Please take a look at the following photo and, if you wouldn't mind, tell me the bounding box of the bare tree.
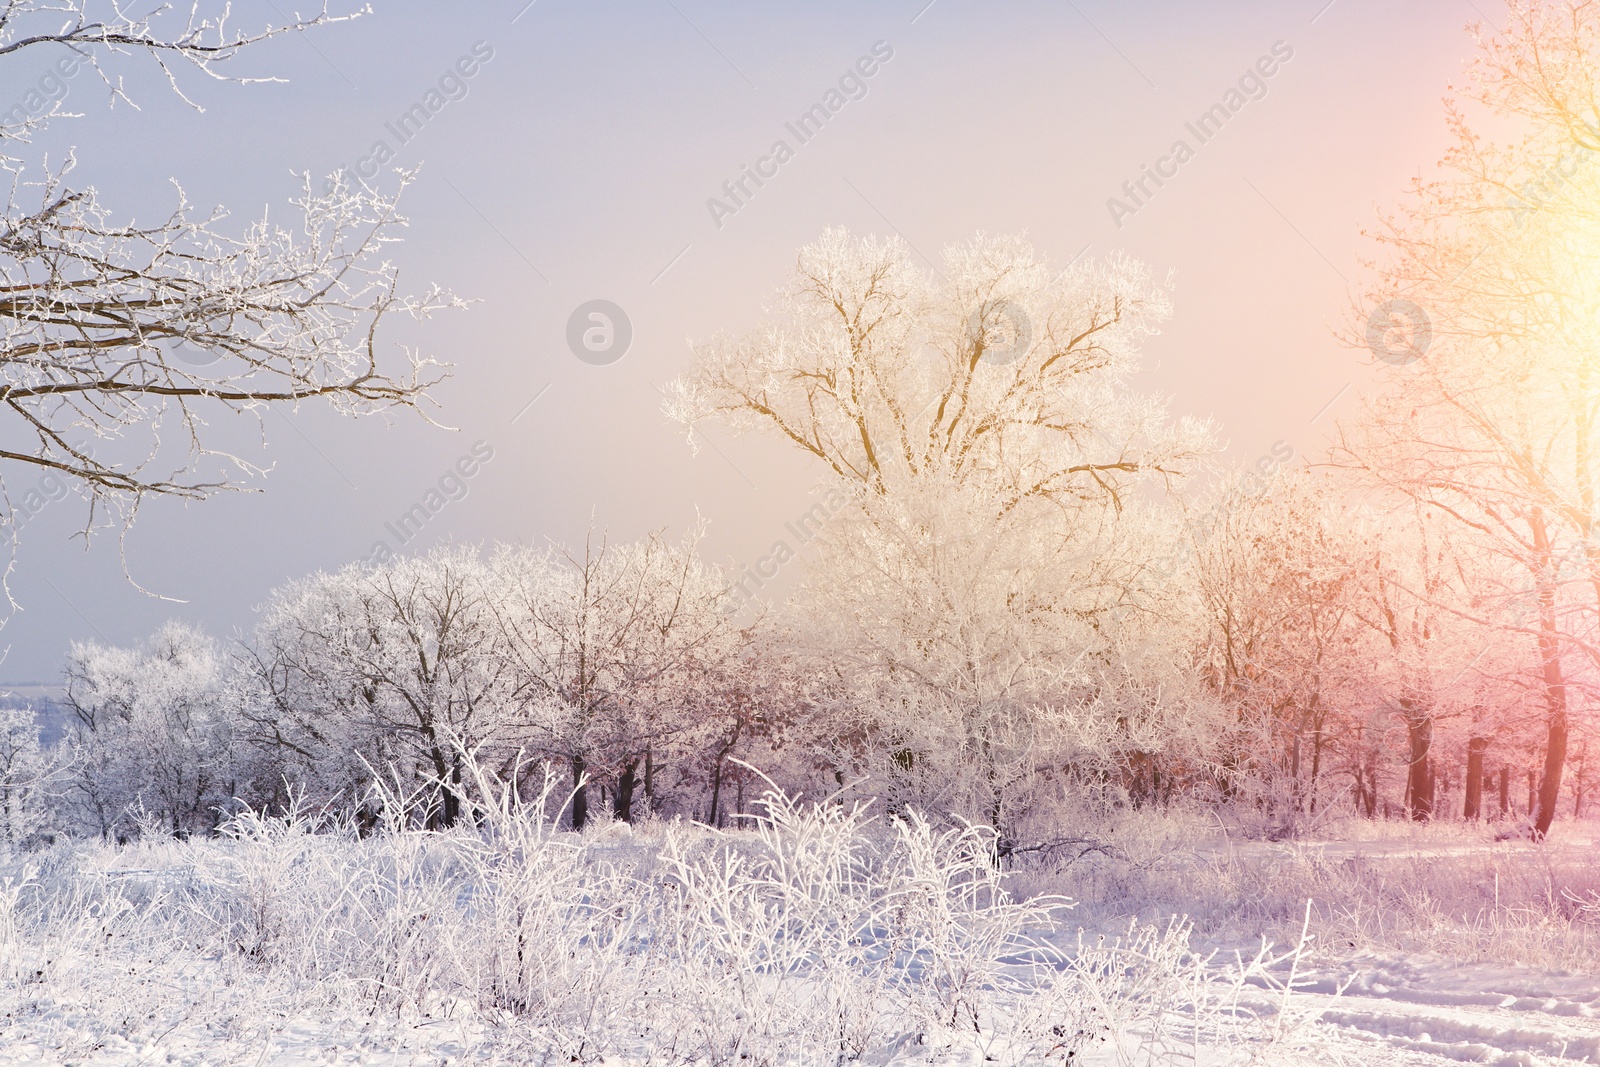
[1188,467,1369,827]
[1336,0,1600,837]
[490,528,748,829]
[1349,502,1504,822]
[249,547,510,827]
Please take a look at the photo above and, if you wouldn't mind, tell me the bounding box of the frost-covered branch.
[0,164,455,534]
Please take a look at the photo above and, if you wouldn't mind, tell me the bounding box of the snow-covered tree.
[667,230,1216,840]
[785,474,1204,833]
[490,527,749,828]
[665,228,1211,509]
[1346,500,1521,821]
[0,703,52,846]
[1187,468,1370,826]
[61,621,246,837]
[249,546,510,826]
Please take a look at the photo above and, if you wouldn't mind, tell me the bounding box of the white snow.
[4,806,1599,1065]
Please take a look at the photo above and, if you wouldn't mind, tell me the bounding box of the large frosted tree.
[667,230,1215,837]
[666,228,1210,508]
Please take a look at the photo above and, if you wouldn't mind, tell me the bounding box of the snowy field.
[2,780,1597,1067]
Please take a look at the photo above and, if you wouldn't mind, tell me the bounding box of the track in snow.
[1270,953,1600,1065]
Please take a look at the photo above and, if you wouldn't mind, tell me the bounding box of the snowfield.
[2,787,1597,1066]
[6,951,1600,1066]
[1297,954,1600,1065]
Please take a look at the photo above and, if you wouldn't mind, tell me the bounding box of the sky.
[0,0,1483,682]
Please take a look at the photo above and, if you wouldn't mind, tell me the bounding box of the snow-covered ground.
[1292,951,1600,1065]
[6,936,1600,1065]
[3,806,1598,1066]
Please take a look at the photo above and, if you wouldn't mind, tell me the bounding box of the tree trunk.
[1404,707,1434,821]
[428,743,460,828]
[447,753,463,827]
[1464,737,1487,820]
[570,754,589,831]
[1309,723,1325,815]
[1529,620,1568,838]
[1498,765,1510,816]
[1530,508,1570,840]
[1535,705,1569,838]
[1290,731,1303,813]
[1354,749,1378,818]
[613,757,638,823]
[643,745,655,814]
[707,755,723,828]
[705,721,744,828]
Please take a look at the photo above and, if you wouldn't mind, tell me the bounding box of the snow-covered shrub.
[0,705,53,848]
[3,756,1324,1064]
